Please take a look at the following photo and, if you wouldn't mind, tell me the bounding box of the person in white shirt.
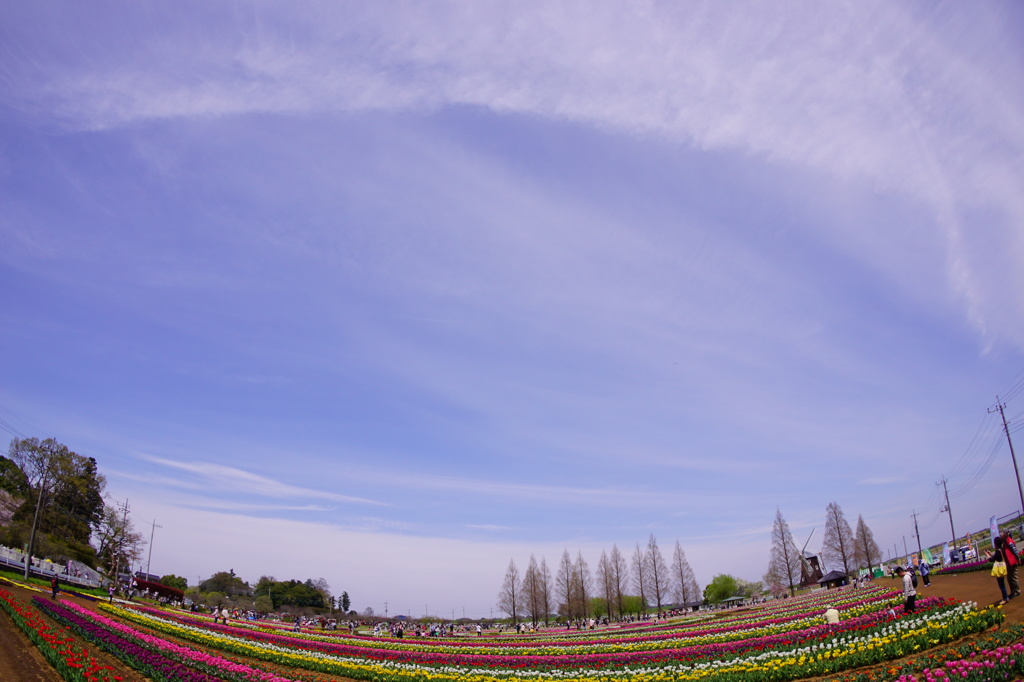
[895,566,916,613]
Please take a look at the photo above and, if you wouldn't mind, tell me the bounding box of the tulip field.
[3,582,1024,682]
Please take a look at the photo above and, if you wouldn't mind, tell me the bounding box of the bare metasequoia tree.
[671,540,700,605]
[646,534,669,614]
[821,501,856,575]
[767,508,801,596]
[497,558,521,624]
[854,515,883,574]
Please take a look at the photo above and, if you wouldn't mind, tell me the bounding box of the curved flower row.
[0,590,122,682]
[165,585,898,653]
[35,596,226,682]
[129,586,903,658]
[39,598,299,682]
[118,598,933,667]
[98,598,1000,682]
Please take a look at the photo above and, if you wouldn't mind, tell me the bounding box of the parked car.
[948,547,977,563]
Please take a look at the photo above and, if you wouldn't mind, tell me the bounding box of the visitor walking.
[919,560,930,587]
[50,575,60,600]
[985,536,1011,605]
[895,566,916,613]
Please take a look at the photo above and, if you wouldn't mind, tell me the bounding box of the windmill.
[794,528,823,586]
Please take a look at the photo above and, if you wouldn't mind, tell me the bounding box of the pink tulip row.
[61,600,298,682]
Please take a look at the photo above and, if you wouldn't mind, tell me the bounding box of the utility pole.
[111,499,130,591]
[903,535,908,560]
[912,511,923,560]
[938,476,956,551]
[24,466,52,581]
[146,519,162,578]
[991,397,1024,522]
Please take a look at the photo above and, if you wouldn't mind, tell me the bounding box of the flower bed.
[98,595,1002,682]
[0,589,122,682]
[37,597,300,682]
[34,596,225,682]
[931,560,989,576]
[127,586,903,657]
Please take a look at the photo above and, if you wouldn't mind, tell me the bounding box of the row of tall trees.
[766,504,883,597]
[498,535,700,624]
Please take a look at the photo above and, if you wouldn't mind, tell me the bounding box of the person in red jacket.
[1002,530,1020,598]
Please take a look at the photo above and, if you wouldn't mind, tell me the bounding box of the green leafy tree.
[703,574,739,604]
[159,574,188,591]
[204,591,225,608]
[254,576,326,609]
[7,437,106,573]
[200,570,251,596]
[620,594,645,614]
[254,595,274,614]
[340,591,350,613]
[0,456,29,497]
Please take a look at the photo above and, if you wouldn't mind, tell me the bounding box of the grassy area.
[0,565,108,599]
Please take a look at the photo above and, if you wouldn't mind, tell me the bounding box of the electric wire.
[0,417,29,441]
[1000,368,1024,404]
[946,411,1001,482]
[949,428,1004,498]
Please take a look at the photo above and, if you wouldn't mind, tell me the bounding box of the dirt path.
[0,579,146,682]
[0,570,1019,682]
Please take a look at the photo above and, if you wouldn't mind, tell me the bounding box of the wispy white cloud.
[138,455,385,506]
[6,2,1023,346]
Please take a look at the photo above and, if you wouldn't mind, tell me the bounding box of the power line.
[0,404,39,440]
[999,368,1024,404]
[0,417,29,440]
[946,411,1001,481]
[948,429,1004,498]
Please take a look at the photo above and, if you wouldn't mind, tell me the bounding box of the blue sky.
[3,1,1024,618]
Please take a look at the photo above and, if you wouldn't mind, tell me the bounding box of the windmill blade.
[801,528,815,554]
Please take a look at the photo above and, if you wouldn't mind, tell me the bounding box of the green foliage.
[5,438,106,569]
[0,456,29,497]
[199,570,251,596]
[620,594,645,615]
[703,574,739,603]
[159,574,188,590]
[254,576,327,609]
[340,590,350,613]
[254,595,274,614]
